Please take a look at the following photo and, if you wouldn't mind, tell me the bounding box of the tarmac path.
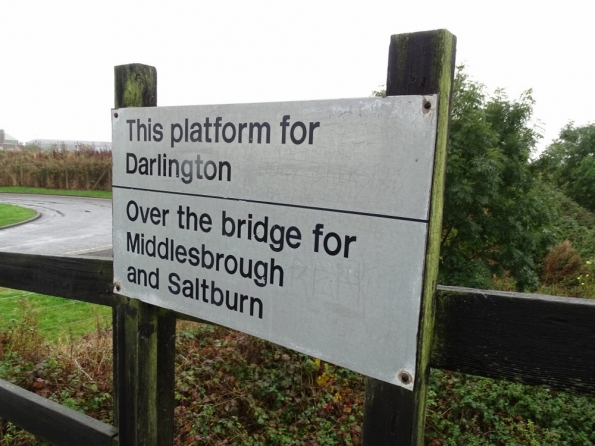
[0,194,112,257]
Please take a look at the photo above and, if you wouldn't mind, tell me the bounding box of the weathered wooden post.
[113,64,177,446]
[363,29,456,445]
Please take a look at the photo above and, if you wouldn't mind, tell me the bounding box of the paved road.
[0,194,112,257]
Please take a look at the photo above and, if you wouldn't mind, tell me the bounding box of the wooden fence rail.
[433,285,595,394]
[0,379,117,446]
[2,251,593,395]
[1,251,594,445]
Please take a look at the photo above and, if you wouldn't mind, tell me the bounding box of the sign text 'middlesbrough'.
[112,96,438,389]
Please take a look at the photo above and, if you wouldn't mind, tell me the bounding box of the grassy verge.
[0,204,37,227]
[0,288,111,343]
[0,187,111,199]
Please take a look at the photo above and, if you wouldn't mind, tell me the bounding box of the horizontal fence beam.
[0,252,216,325]
[432,285,595,395]
[1,253,594,395]
[0,378,118,446]
[0,252,113,306]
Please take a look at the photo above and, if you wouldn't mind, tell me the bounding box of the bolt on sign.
[112,96,438,389]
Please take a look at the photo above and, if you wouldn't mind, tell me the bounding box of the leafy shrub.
[538,182,595,261]
[174,323,365,445]
[426,370,595,445]
[541,240,583,287]
[3,314,595,445]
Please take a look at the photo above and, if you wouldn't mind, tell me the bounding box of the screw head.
[397,370,413,385]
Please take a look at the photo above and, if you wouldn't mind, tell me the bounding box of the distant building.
[25,139,112,151]
[0,130,19,150]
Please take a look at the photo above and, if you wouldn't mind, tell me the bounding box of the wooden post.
[363,30,456,445]
[113,63,176,446]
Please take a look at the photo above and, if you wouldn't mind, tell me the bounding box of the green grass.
[0,187,112,340]
[0,203,37,227]
[0,288,111,343]
[0,187,112,199]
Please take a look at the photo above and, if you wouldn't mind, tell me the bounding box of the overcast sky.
[2,0,593,155]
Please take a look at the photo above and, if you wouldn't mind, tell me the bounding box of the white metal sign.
[112,96,438,389]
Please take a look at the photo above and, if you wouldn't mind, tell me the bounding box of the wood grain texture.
[113,63,176,446]
[433,286,595,395]
[113,296,176,445]
[114,64,157,109]
[0,378,117,446]
[363,29,456,446]
[0,252,113,306]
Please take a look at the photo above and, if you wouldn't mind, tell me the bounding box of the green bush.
[426,370,595,445]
